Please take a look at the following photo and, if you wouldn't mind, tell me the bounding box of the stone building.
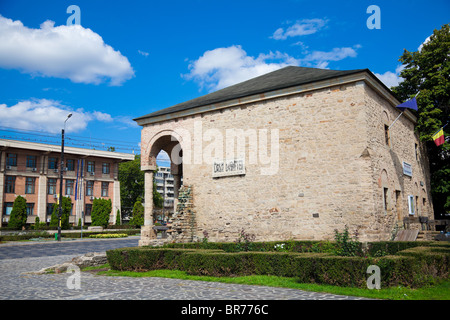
[0,139,134,226]
[134,66,433,245]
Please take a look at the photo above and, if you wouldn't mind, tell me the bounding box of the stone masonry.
[136,67,433,244]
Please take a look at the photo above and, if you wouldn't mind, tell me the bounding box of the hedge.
[0,229,139,242]
[106,244,450,288]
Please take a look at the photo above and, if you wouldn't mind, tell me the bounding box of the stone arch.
[146,129,187,169]
[139,129,186,246]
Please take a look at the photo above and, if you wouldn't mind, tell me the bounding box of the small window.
[408,195,415,215]
[26,155,37,168]
[101,182,109,197]
[5,176,15,193]
[383,187,389,212]
[48,178,57,194]
[47,203,54,216]
[25,177,35,194]
[65,179,74,196]
[86,181,94,196]
[48,157,58,169]
[102,163,110,174]
[85,204,92,216]
[87,161,95,173]
[26,203,34,216]
[4,202,13,216]
[66,159,75,171]
[384,125,390,146]
[6,153,17,167]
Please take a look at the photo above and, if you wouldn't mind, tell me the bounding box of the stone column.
[139,168,157,246]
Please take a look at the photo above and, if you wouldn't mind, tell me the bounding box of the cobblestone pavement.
[0,238,369,301]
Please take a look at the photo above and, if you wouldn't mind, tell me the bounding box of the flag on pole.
[432,128,445,146]
[396,97,418,111]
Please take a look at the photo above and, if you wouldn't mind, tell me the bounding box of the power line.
[0,126,140,152]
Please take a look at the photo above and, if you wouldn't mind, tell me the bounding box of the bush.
[129,199,144,227]
[107,243,450,288]
[333,227,362,256]
[91,198,112,228]
[49,197,72,229]
[8,195,27,230]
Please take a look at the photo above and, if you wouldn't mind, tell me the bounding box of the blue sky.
[0,0,448,157]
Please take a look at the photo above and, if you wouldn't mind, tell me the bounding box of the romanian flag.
[432,128,445,146]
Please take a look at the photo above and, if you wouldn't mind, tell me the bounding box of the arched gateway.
[139,130,183,246]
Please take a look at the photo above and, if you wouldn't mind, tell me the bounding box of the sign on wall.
[403,162,412,177]
[212,158,245,178]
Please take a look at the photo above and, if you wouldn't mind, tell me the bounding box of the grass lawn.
[86,264,450,300]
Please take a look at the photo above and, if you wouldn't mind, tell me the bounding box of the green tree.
[392,24,450,217]
[91,198,112,228]
[118,155,164,215]
[118,155,145,212]
[8,195,27,230]
[129,199,144,227]
[115,209,121,225]
[49,197,72,230]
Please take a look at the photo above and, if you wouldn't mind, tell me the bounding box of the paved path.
[0,237,140,260]
[0,237,369,302]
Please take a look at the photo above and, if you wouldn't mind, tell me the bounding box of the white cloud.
[0,15,134,85]
[271,19,327,40]
[183,45,300,91]
[0,99,117,134]
[375,65,404,89]
[301,46,359,69]
[183,45,361,91]
[138,50,149,57]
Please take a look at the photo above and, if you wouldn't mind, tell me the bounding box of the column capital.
[141,165,157,172]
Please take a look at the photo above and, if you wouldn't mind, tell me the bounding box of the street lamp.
[57,113,72,241]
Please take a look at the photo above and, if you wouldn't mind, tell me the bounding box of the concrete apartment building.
[135,66,434,245]
[0,139,134,226]
[154,166,176,221]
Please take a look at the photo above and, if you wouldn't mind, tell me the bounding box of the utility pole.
[57,113,72,241]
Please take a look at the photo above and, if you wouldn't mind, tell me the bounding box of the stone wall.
[140,80,433,243]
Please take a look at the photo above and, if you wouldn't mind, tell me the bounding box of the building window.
[384,125,390,146]
[26,155,37,168]
[65,179,74,196]
[87,161,95,173]
[47,203,54,217]
[5,176,15,193]
[102,162,110,174]
[66,159,75,171]
[101,182,109,197]
[25,177,36,194]
[383,187,389,213]
[415,143,418,161]
[48,178,57,194]
[6,153,17,167]
[48,157,58,170]
[86,181,94,196]
[4,202,13,216]
[26,203,34,216]
[408,195,415,215]
[85,204,92,216]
